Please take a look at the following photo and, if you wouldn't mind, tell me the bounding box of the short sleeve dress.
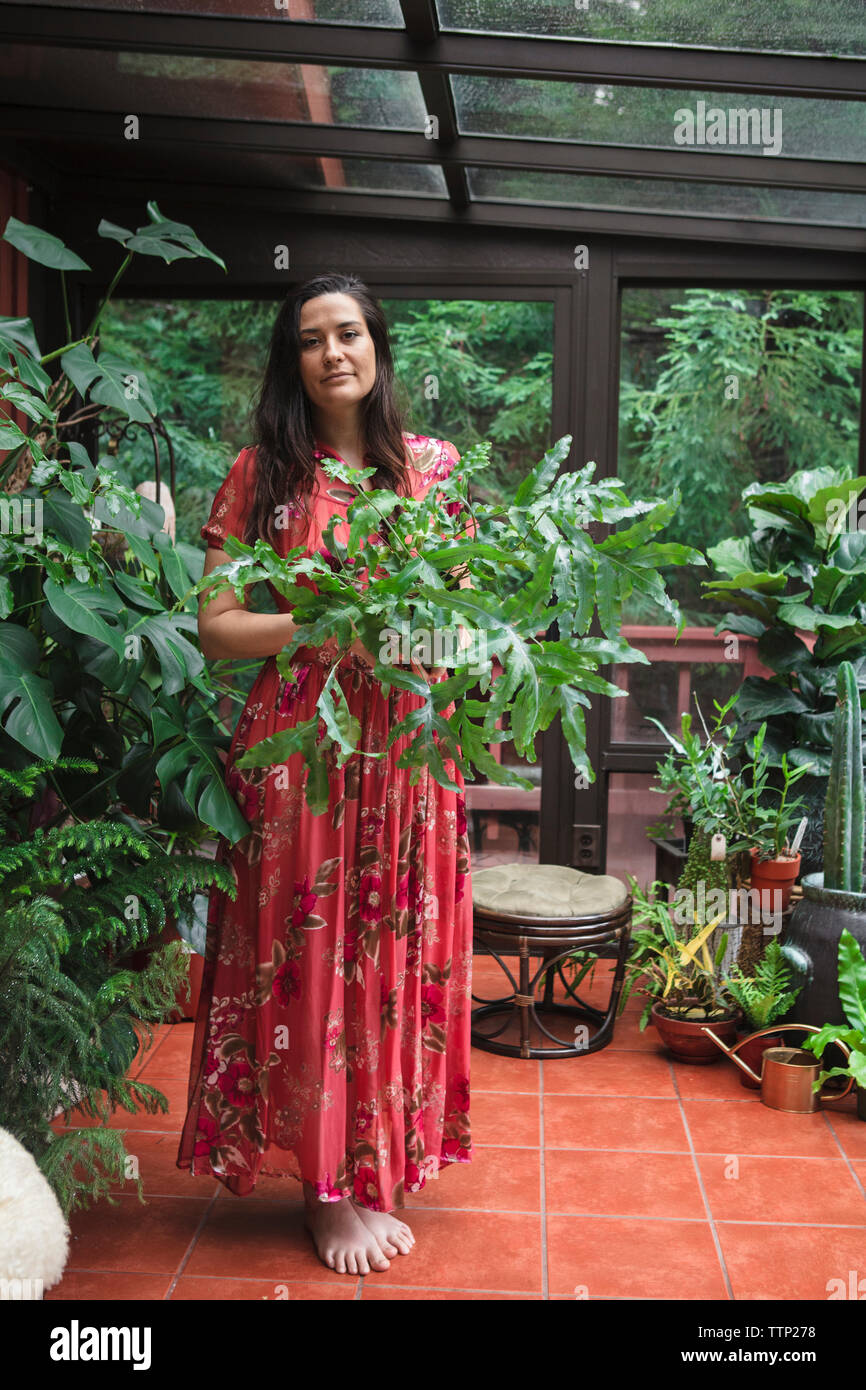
[177,432,475,1209]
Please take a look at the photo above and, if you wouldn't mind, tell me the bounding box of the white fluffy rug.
[0,1128,69,1294]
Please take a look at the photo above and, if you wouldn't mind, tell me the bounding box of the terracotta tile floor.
[46,957,866,1301]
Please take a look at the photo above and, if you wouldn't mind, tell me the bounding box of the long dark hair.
[247,272,411,550]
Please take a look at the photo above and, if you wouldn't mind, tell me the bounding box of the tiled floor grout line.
[162,1187,222,1299]
[668,1058,735,1301]
[821,1110,866,1201]
[538,1058,548,1301]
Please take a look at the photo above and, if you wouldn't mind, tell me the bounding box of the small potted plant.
[619,878,738,1063]
[725,726,811,913]
[802,928,866,1121]
[649,697,811,913]
[722,940,805,1088]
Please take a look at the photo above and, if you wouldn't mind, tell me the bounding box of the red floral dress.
[177,433,474,1208]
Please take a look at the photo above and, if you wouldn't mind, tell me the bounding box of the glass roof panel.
[0,47,426,129]
[452,76,866,163]
[437,0,866,57]
[20,137,446,195]
[15,0,406,23]
[467,166,866,226]
[338,159,447,195]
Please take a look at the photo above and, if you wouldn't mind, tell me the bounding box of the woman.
[177,273,475,1278]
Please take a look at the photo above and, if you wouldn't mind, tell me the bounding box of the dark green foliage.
[0,756,236,1216]
[0,205,254,845]
[703,464,866,786]
[620,287,861,621]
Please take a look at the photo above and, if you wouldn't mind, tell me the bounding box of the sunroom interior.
[1,0,865,1306]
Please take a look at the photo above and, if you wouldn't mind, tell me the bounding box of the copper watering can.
[700,1023,854,1114]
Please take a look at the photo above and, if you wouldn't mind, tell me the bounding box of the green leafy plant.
[620,288,863,621]
[0,756,235,1216]
[723,940,804,1031]
[802,929,866,1094]
[703,464,866,780]
[617,877,733,1030]
[0,204,254,847]
[191,437,703,813]
[648,694,811,861]
[647,694,741,839]
[727,723,812,862]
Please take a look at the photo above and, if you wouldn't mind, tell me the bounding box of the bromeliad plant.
[617,877,733,1030]
[194,437,704,813]
[0,204,253,847]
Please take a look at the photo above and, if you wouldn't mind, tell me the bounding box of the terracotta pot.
[734,1029,785,1089]
[858,1086,866,1123]
[749,848,801,914]
[651,1001,738,1064]
[128,920,201,1024]
[166,948,204,1024]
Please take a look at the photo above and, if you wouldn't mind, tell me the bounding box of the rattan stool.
[471,863,632,1059]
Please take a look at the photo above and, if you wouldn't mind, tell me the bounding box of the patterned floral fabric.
[176,434,475,1208]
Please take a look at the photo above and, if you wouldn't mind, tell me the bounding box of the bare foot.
[303,1192,391,1275]
[351,1200,415,1257]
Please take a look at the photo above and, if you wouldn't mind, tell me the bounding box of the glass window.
[0,48,427,130]
[437,0,866,57]
[606,773,670,888]
[9,137,446,195]
[17,0,406,23]
[617,285,864,623]
[467,167,866,227]
[452,76,866,163]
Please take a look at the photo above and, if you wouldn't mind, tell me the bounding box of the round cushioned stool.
[471,863,632,1059]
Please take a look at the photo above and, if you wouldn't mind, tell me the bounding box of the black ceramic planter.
[782,871,866,1027]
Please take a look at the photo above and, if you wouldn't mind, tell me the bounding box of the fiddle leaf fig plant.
[191,436,705,813]
[703,465,866,778]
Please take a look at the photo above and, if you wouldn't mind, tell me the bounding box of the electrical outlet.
[572,823,601,870]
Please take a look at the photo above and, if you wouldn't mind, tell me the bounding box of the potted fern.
[784,661,866,1026]
[722,941,804,1088]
